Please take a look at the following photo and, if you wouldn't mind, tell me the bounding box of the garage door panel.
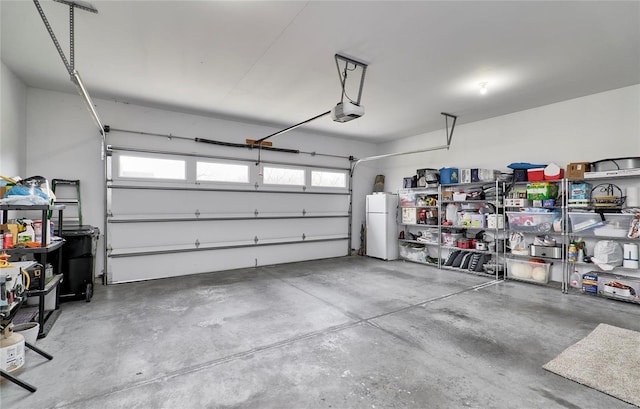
[109,248,257,283]
[110,189,349,216]
[108,240,348,283]
[107,147,351,283]
[108,218,348,249]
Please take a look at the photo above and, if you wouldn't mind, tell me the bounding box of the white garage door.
[105,134,352,283]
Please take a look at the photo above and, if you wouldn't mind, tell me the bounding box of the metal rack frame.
[0,204,65,338]
[397,180,506,281]
[502,179,566,288]
[563,173,640,294]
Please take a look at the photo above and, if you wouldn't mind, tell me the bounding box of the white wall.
[23,84,639,280]
[25,88,379,276]
[376,84,639,282]
[378,85,640,191]
[0,60,27,177]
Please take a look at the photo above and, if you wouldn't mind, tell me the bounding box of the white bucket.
[13,322,40,345]
[0,332,25,372]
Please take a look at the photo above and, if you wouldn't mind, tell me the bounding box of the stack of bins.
[58,225,99,302]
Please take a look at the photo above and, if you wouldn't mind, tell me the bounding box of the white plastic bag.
[592,240,623,269]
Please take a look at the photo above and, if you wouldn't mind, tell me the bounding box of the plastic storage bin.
[442,231,464,247]
[417,228,440,244]
[399,192,417,206]
[567,212,604,233]
[506,259,550,284]
[593,214,634,237]
[399,243,427,262]
[506,211,558,232]
[440,168,459,184]
[527,168,545,182]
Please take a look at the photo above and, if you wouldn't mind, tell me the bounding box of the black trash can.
[57,225,99,302]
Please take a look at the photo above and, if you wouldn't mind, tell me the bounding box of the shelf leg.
[0,368,37,392]
[25,341,53,360]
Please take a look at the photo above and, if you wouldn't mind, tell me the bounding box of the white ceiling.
[2,1,639,142]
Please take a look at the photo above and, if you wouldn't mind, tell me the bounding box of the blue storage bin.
[440,167,459,184]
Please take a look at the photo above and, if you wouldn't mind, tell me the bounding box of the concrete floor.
[2,256,639,409]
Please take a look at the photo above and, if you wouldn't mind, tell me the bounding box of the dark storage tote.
[56,225,99,302]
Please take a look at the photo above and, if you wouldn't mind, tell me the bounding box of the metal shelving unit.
[397,180,505,280]
[439,180,505,280]
[502,179,566,287]
[564,172,640,296]
[0,204,65,338]
[398,187,441,265]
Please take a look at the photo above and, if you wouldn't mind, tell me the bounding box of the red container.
[544,168,564,180]
[527,168,545,182]
[457,238,472,249]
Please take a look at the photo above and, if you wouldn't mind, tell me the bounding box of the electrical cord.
[0,258,31,291]
[21,268,30,291]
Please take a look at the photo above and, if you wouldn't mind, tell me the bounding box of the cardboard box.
[567,162,591,179]
[486,214,504,229]
[526,182,559,200]
[402,208,419,224]
[460,168,480,184]
[505,198,531,207]
[582,273,599,295]
[570,183,592,200]
[470,214,486,228]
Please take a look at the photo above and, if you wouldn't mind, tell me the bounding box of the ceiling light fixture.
[479,82,488,95]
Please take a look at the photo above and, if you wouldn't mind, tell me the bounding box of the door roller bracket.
[441,112,458,148]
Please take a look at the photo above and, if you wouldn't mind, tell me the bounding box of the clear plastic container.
[506,259,550,284]
[506,211,558,233]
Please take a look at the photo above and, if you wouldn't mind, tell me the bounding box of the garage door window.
[263,166,305,186]
[118,155,186,180]
[311,170,347,188]
[197,162,249,183]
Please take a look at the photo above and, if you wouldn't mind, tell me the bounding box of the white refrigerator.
[366,193,399,260]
